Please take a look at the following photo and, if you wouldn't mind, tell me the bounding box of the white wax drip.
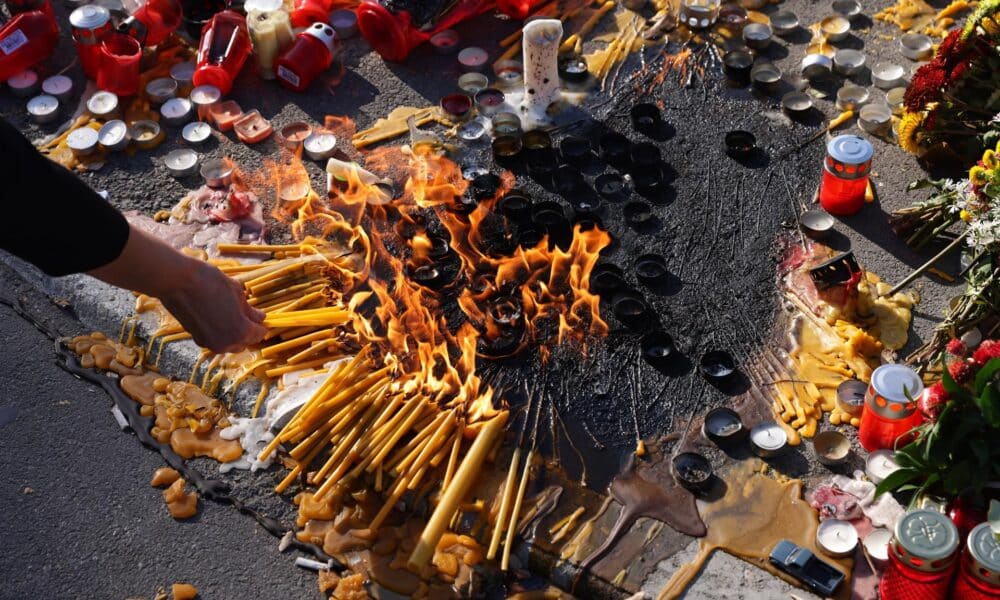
[520,18,563,129]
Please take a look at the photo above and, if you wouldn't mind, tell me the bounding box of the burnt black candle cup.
[590,263,625,295]
[492,134,523,162]
[630,103,661,133]
[724,130,756,159]
[640,330,675,368]
[558,54,589,83]
[632,167,663,197]
[672,452,714,493]
[635,253,668,286]
[518,227,545,248]
[499,191,532,223]
[560,135,592,166]
[623,201,654,228]
[407,263,448,289]
[599,132,630,166]
[595,172,627,201]
[700,350,736,381]
[723,50,753,86]
[440,93,473,121]
[629,142,661,171]
[522,129,553,154]
[428,235,451,259]
[611,289,651,329]
[471,173,502,200]
[553,165,585,196]
[571,194,603,217]
[572,212,603,232]
[701,406,746,445]
[526,150,557,183]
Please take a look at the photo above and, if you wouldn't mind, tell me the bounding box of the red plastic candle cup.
[274,23,338,93]
[819,135,873,216]
[192,10,252,96]
[119,0,182,47]
[70,4,112,79]
[858,364,924,452]
[97,33,142,97]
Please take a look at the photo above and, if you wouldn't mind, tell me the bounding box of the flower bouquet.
[890,143,1000,365]
[900,0,1000,166]
[876,341,1000,502]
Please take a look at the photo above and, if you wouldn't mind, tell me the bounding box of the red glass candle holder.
[97,33,142,96]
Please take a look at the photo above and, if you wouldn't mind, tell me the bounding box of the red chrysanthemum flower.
[973,339,1000,365]
[949,61,970,84]
[905,64,947,111]
[949,360,975,384]
[925,108,938,131]
[918,381,949,420]
[938,29,966,65]
[947,339,969,357]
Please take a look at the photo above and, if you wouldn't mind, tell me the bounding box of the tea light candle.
[440,93,473,120]
[474,88,505,116]
[702,407,744,443]
[8,70,39,97]
[742,22,773,49]
[817,519,859,558]
[129,120,163,150]
[26,95,60,124]
[161,97,193,127]
[859,103,892,135]
[457,72,489,94]
[836,85,869,111]
[329,9,357,38]
[491,112,522,135]
[201,158,233,187]
[458,46,489,72]
[190,84,222,107]
[86,90,119,119]
[836,379,867,417]
[165,148,199,178]
[170,61,195,94]
[41,75,73,103]
[279,121,312,150]
[145,77,178,105]
[493,60,524,88]
[672,452,714,492]
[458,119,486,141]
[872,62,906,89]
[66,127,99,157]
[233,109,273,144]
[820,15,850,42]
[209,100,244,132]
[98,119,129,152]
[303,131,336,160]
[813,430,851,466]
[750,422,788,457]
[430,29,459,54]
[521,19,562,125]
[865,449,900,484]
[863,528,892,565]
[181,121,212,145]
[832,0,861,18]
[900,33,933,61]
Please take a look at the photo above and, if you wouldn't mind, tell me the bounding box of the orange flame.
[248,125,611,422]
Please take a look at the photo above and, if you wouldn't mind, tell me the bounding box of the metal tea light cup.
[820,15,850,42]
[750,62,782,95]
[26,95,60,124]
[725,130,756,159]
[560,136,591,166]
[782,91,814,119]
[457,72,489,94]
[833,49,866,76]
[97,119,129,152]
[702,406,745,444]
[832,0,861,18]
[742,22,773,50]
[749,422,788,457]
[723,50,753,85]
[491,112,522,136]
[770,11,798,35]
[799,209,835,239]
[872,62,906,89]
[595,172,627,201]
[474,88,505,116]
[813,430,851,466]
[859,103,892,135]
[900,33,933,61]
[200,157,233,188]
[836,84,869,111]
[673,452,714,493]
[801,54,833,80]
[640,330,676,368]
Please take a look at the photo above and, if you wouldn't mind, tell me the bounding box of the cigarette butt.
[278,531,294,552]
[927,267,955,282]
[110,405,131,431]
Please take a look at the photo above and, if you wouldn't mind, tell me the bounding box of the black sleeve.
[0,118,130,277]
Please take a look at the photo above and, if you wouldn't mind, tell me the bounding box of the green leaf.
[875,467,921,498]
[975,384,1000,428]
[976,358,1000,396]
[907,179,940,191]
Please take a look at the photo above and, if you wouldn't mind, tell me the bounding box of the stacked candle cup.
[97,33,142,96]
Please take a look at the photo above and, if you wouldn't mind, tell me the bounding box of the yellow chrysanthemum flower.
[960,209,973,222]
[897,111,924,155]
[985,150,998,170]
[970,165,989,185]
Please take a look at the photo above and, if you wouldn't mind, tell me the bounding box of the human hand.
[159,260,267,354]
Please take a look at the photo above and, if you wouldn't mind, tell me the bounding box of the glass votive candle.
[97,33,142,97]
